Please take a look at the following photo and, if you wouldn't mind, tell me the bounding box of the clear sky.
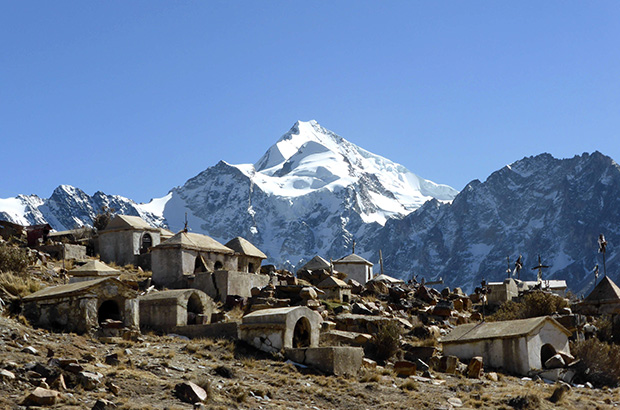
[2,2,620,203]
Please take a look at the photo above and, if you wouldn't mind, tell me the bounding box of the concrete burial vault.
[239,306,322,353]
[139,289,213,331]
[22,277,138,334]
[138,289,213,330]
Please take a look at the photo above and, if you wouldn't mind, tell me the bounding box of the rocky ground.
[1,312,619,410]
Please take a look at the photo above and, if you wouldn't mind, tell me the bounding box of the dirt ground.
[1,314,619,410]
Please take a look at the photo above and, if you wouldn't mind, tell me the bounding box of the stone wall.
[193,270,270,302]
[139,289,212,330]
[152,248,238,289]
[333,263,372,285]
[38,244,87,261]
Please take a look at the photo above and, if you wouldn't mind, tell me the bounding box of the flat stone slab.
[285,346,363,376]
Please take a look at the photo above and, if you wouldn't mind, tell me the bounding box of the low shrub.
[369,321,402,362]
[489,291,568,321]
[0,243,33,274]
[571,338,620,387]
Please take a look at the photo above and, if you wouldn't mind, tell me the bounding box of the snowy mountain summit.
[246,120,457,224]
[0,120,457,270]
[162,120,458,267]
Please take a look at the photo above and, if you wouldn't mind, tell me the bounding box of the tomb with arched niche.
[22,277,138,335]
[239,306,322,353]
[138,289,213,331]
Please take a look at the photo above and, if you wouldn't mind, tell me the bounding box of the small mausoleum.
[487,278,519,306]
[151,231,236,288]
[98,215,161,267]
[22,277,138,334]
[139,289,213,331]
[298,255,331,273]
[239,306,323,353]
[68,260,121,283]
[576,276,620,315]
[225,237,267,273]
[441,316,571,376]
[317,276,352,303]
[333,253,373,285]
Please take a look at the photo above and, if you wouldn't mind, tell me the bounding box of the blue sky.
[2,2,620,203]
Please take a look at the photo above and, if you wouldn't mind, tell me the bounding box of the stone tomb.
[98,215,161,267]
[240,306,322,353]
[285,346,363,376]
[139,289,213,331]
[441,316,571,376]
[68,260,120,283]
[22,277,138,334]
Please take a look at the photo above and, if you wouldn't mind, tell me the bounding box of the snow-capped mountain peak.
[249,120,458,215]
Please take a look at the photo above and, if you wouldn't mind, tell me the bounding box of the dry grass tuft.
[505,393,541,410]
[399,379,418,391]
[0,243,34,273]
[0,271,42,297]
[359,369,381,383]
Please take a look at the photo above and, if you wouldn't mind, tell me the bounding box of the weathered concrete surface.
[441,317,571,376]
[240,306,322,353]
[139,289,212,330]
[320,330,372,347]
[22,278,138,334]
[334,314,395,334]
[38,243,87,261]
[97,219,161,266]
[194,270,270,302]
[285,346,363,376]
[151,231,236,288]
[169,322,240,340]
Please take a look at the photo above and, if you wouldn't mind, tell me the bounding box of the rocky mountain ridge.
[1,122,617,294]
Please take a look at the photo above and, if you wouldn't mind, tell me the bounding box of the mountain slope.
[162,120,458,268]
[0,120,457,272]
[371,152,620,294]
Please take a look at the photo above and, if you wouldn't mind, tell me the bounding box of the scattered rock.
[22,346,39,355]
[362,358,377,369]
[394,361,417,377]
[333,305,350,315]
[92,398,117,410]
[65,362,85,374]
[106,381,120,395]
[23,387,60,406]
[49,374,67,391]
[544,354,565,369]
[467,356,483,378]
[486,372,499,382]
[548,382,571,403]
[175,381,207,404]
[438,355,458,374]
[214,365,235,378]
[447,397,463,407]
[78,371,104,390]
[351,303,373,316]
[105,353,120,366]
[299,287,318,300]
[0,369,15,380]
[415,359,429,372]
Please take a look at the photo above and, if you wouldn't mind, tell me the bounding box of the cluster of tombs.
[9,214,620,381]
